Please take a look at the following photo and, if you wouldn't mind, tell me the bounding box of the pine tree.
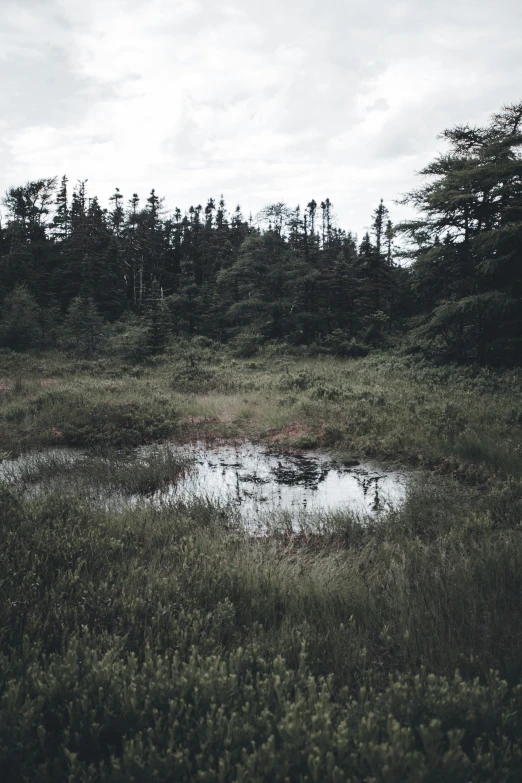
[109,188,124,237]
[0,284,42,350]
[145,280,171,353]
[60,296,105,356]
[53,175,70,240]
[399,101,522,362]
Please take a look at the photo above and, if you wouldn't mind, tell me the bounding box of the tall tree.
[399,102,522,362]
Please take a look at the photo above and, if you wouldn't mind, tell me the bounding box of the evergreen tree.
[53,175,70,240]
[109,188,125,237]
[0,284,42,350]
[145,280,171,353]
[60,297,105,357]
[399,102,522,362]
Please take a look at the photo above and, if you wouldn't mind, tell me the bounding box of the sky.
[1,0,521,239]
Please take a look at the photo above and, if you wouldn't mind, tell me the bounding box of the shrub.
[59,297,106,357]
[1,642,522,782]
[231,330,264,358]
[106,317,150,363]
[0,285,42,351]
[319,331,369,357]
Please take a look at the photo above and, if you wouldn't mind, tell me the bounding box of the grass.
[1,478,522,780]
[1,344,522,476]
[1,343,522,780]
[0,447,190,498]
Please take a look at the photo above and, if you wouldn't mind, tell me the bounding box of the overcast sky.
[1,0,521,238]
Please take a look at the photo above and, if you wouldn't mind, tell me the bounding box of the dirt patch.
[46,426,64,441]
[182,415,218,425]
[264,423,323,449]
[266,423,309,443]
[175,415,245,446]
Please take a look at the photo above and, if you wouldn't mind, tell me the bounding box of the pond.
[145,441,410,527]
[0,442,411,530]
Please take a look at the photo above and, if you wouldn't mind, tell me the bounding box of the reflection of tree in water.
[270,455,330,489]
[188,444,401,514]
[356,470,385,510]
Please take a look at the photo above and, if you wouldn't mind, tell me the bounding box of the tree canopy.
[1,101,521,364]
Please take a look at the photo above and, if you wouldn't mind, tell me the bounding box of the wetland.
[1,346,522,782]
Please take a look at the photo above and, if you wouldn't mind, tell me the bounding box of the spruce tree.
[145,280,171,353]
[60,297,105,357]
[399,102,522,362]
[0,284,42,350]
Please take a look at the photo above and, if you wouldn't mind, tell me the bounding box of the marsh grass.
[1,474,522,780]
[1,473,520,678]
[447,428,522,476]
[1,347,521,476]
[0,447,191,499]
[2,347,522,779]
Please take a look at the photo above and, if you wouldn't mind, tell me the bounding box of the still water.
[148,441,409,525]
[0,442,411,529]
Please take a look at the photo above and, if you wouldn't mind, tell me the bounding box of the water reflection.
[0,442,411,529]
[154,442,409,523]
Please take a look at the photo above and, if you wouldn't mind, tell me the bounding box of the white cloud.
[1,0,521,238]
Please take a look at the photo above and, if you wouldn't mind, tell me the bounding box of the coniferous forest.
[2,102,521,364]
[2,104,522,782]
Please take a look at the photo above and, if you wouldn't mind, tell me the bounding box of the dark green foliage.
[106,315,151,363]
[57,398,177,448]
[399,102,522,364]
[231,330,264,357]
[59,296,105,357]
[317,330,369,357]
[2,640,522,782]
[217,232,311,340]
[144,280,171,354]
[0,285,43,350]
[0,177,408,353]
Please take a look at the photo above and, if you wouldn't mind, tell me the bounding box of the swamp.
[1,100,522,780]
[1,344,522,781]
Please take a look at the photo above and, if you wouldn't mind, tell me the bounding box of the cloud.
[1,0,521,238]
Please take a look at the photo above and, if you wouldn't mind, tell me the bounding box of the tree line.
[1,101,521,364]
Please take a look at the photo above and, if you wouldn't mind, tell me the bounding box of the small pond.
[0,442,411,530]
[146,441,410,526]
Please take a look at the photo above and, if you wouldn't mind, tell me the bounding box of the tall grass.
[1,473,522,779]
[0,448,190,498]
[1,347,521,478]
[1,347,522,779]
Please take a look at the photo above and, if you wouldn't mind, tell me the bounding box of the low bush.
[60,400,178,448]
[2,642,522,782]
[1,479,522,779]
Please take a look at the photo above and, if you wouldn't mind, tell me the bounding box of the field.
[1,341,522,781]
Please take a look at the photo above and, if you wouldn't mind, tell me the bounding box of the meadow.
[1,341,522,781]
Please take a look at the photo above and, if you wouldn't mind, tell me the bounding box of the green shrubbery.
[2,640,522,782]
[314,329,370,358]
[105,316,151,363]
[0,285,52,351]
[59,399,177,449]
[59,297,106,357]
[1,475,522,780]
